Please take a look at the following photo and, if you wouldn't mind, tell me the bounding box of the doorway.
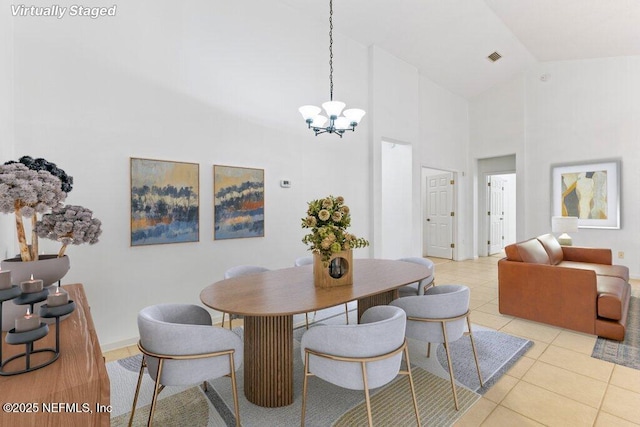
[422,167,454,259]
[486,173,516,255]
[477,155,517,257]
[380,140,412,259]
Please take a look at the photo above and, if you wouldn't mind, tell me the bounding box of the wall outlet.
[617,251,624,259]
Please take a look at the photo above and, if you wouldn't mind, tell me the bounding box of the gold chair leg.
[301,351,310,427]
[229,353,241,427]
[344,303,349,325]
[426,342,431,358]
[147,359,165,427]
[305,313,309,330]
[128,355,147,427]
[441,322,459,410]
[467,316,484,387]
[361,361,373,427]
[403,344,421,427]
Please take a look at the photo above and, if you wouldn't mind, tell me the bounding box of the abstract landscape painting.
[552,160,620,229]
[130,158,199,246]
[214,165,264,240]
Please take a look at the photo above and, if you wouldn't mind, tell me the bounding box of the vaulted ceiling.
[280,0,640,98]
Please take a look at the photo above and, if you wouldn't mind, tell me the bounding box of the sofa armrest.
[561,246,612,265]
[498,259,597,334]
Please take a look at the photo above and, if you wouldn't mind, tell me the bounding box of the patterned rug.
[592,295,640,370]
[334,367,478,427]
[436,330,533,393]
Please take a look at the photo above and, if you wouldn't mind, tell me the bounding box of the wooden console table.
[200,259,431,408]
[0,284,110,427]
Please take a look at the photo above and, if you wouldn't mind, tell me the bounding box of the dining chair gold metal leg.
[228,353,241,427]
[147,358,165,426]
[441,321,459,410]
[301,351,311,427]
[128,355,147,427]
[466,315,484,387]
[402,344,421,427]
[360,361,374,427]
[344,303,349,324]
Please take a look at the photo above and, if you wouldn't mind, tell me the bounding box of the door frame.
[421,166,457,260]
[480,171,516,257]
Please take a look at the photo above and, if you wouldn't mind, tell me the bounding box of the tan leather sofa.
[498,234,630,340]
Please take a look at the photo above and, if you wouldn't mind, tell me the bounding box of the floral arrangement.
[301,195,369,265]
[0,156,101,261]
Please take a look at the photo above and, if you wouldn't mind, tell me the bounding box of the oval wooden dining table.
[200,258,431,408]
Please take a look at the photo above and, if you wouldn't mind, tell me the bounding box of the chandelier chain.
[329,0,333,101]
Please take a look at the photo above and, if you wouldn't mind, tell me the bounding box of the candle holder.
[0,286,23,371]
[2,323,54,375]
[13,289,49,314]
[0,286,74,376]
[40,300,76,355]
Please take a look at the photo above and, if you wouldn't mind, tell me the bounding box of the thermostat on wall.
[280,180,291,188]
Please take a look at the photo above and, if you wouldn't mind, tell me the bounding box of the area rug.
[592,295,640,370]
[109,355,478,427]
[109,308,532,426]
[436,330,533,392]
[334,367,478,427]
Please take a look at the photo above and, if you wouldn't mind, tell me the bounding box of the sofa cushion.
[537,234,564,265]
[596,276,629,321]
[514,239,551,265]
[504,243,523,262]
[558,261,630,282]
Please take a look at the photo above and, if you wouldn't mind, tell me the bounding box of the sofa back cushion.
[505,238,551,264]
[537,233,564,265]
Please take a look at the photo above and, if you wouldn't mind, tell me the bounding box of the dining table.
[200,258,431,408]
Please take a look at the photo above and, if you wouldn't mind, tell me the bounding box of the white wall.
[4,0,473,348]
[418,75,470,259]
[370,47,420,258]
[6,0,373,348]
[470,57,640,277]
[0,1,14,259]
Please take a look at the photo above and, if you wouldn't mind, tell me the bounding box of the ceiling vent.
[487,51,502,62]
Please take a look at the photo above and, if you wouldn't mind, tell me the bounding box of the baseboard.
[100,336,138,353]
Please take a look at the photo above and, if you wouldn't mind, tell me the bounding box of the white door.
[488,175,505,255]
[425,172,453,259]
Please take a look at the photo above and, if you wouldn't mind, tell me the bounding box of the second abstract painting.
[213,165,264,240]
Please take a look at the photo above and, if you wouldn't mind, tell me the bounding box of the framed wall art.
[130,157,200,246]
[551,160,620,229]
[214,165,264,240]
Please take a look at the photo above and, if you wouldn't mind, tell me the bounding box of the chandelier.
[298,0,365,137]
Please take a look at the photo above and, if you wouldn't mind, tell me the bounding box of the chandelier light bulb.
[311,115,328,128]
[343,108,366,125]
[322,101,346,119]
[299,105,321,122]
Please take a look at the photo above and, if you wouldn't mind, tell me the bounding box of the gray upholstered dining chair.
[300,305,420,427]
[130,303,243,427]
[294,255,350,329]
[396,257,435,298]
[390,284,483,410]
[222,265,270,330]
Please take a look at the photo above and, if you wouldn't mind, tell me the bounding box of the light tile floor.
[105,255,640,426]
